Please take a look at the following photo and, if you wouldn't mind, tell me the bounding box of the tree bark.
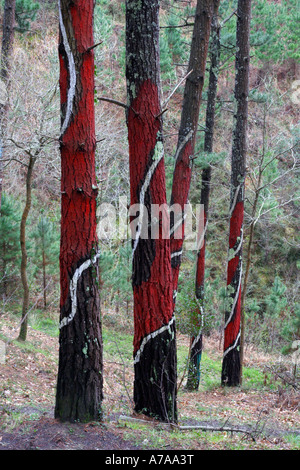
[18,156,35,341]
[186,0,221,391]
[169,0,214,299]
[55,0,103,423]
[0,0,15,212]
[1,0,15,82]
[221,0,251,387]
[125,0,177,423]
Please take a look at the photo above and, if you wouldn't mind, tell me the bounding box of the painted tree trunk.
[126,0,177,423]
[221,0,251,387]
[186,0,221,390]
[55,0,103,422]
[169,0,214,301]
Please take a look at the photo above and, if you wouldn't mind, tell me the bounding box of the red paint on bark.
[229,201,244,249]
[226,201,243,286]
[224,201,243,351]
[170,140,193,294]
[55,0,103,423]
[70,2,93,52]
[127,80,173,357]
[59,2,97,308]
[224,288,241,351]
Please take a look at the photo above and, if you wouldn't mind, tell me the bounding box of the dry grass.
[0,312,299,450]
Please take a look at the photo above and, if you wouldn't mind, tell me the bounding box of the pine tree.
[169,0,214,301]
[55,0,103,422]
[0,0,16,211]
[15,0,40,33]
[0,193,21,298]
[221,0,252,387]
[125,0,177,423]
[186,0,221,391]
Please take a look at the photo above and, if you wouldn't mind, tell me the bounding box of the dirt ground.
[0,314,299,451]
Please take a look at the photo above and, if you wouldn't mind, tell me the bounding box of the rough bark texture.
[0,0,15,82]
[221,0,251,387]
[126,0,177,423]
[55,0,103,422]
[169,0,214,300]
[186,0,220,390]
[0,0,15,211]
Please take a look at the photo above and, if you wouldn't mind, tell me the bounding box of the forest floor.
[0,312,299,452]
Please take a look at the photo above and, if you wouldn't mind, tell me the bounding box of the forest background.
[0,0,299,451]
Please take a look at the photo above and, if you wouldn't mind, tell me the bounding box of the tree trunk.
[221,0,251,387]
[18,156,35,341]
[55,0,103,423]
[125,0,177,423]
[169,0,214,299]
[186,0,221,391]
[0,0,15,212]
[1,0,15,82]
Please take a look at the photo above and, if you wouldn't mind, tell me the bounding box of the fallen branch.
[118,415,261,440]
[178,423,258,441]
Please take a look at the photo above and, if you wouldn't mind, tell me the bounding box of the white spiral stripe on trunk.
[223,330,241,359]
[58,0,76,136]
[134,315,175,365]
[59,251,100,329]
[132,143,164,259]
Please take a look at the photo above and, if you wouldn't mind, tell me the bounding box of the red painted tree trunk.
[186,0,221,390]
[222,0,251,386]
[126,0,177,423]
[55,0,103,422]
[169,0,214,301]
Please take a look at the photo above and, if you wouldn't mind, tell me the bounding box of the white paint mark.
[223,330,241,359]
[222,184,244,356]
[229,184,241,216]
[171,250,182,259]
[173,130,193,162]
[132,141,164,259]
[231,228,243,259]
[134,315,175,365]
[58,0,76,136]
[224,265,243,331]
[191,304,204,351]
[59,250,101,329]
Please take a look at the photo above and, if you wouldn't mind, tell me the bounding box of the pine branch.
[98,96,128,109]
